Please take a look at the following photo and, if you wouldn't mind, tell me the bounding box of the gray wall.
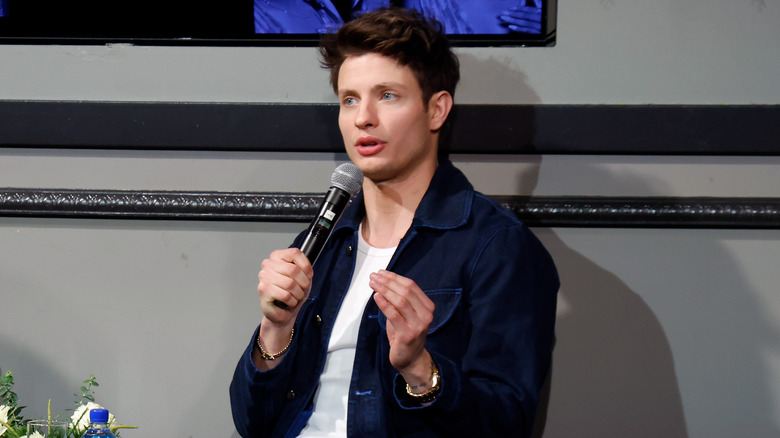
[1,1,780,437]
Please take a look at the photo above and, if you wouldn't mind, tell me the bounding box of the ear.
[428,91,453,132]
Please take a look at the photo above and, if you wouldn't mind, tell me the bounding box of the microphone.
[299,162,364,264]
[274,162,363,309]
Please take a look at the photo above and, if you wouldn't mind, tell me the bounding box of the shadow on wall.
[510,142,690,434]
[531,229,689,437]
[456,52,543,104]
[460,39,697,432]
[521,159,780,437]
[519,148,692,436]
[0,264,116,419]
[0,337,73,420]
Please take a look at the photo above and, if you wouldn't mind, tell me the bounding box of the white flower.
[70,402,115,433]
[0,404,10,436]
[20,433,45,438]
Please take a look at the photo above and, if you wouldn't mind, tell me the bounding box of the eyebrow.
[338,82,409,98]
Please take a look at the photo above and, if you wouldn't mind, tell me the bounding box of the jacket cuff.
[391,352,460,410]
[242,324,297,382]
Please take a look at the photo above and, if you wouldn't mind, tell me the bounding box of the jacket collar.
[336,158,474,234]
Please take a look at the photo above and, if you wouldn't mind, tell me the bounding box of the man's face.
[337,53,441,184]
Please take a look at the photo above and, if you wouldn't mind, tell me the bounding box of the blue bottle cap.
[89,408,110,423]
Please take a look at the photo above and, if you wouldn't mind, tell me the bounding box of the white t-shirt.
[298,228,396,437]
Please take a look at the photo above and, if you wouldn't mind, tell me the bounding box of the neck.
[361,159,437,248]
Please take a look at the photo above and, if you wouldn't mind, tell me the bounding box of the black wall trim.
[1,101,778,155]
[2,188,778,229]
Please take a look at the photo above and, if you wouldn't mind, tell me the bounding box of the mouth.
[355,137,385,156]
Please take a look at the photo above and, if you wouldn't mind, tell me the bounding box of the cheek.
[397,113,429,138]
[338,114,351,136]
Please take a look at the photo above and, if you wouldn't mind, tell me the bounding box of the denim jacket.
[230,159,559,437]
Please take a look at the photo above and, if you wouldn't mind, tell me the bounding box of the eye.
[381,92,396,101]
[342,97,357,106]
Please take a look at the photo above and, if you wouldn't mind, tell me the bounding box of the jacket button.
[346,245,353,256]
[286,390,295,401]
[314,314,323,327]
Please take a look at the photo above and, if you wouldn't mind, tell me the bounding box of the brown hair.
[319,7,460,105]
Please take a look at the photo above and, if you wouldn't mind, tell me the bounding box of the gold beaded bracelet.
[256,328,295,361]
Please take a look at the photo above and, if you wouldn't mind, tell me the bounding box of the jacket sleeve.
[229,326,298,438]
[393,223,559,437]
[229,230,316,437]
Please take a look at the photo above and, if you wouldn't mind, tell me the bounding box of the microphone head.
[331,163,364,197]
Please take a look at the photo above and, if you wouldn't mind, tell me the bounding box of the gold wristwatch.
[405,362,441,403]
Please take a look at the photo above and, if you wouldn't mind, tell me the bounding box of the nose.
[355,100,377,129]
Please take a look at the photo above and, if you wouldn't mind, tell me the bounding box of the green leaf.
[0,371,20,409]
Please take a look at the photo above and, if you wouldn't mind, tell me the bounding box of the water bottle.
[81,408,116,438]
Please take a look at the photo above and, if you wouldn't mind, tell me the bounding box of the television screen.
[0,0,555,47]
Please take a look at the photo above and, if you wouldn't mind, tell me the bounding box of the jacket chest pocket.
[377,288,462,334]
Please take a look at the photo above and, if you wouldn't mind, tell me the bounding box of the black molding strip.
[1,101,778,155]
[2,188,779,229]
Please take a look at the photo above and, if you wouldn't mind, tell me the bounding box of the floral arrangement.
[0,371,136,438]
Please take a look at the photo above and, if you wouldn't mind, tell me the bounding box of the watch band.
[405,361,441,403]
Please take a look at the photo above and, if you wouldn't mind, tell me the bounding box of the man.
[230,8,558,437]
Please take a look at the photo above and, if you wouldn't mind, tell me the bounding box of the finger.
[372,288,401,321]
[259,262,304,302]
[373,291,430,371]
[259,294,292,325]
[370,270,435,313]
[258,256,312,314]
[370,272,434,334]
[274,248,314,281]
[373,292,422,348]
[263,254,312,298]
[259,275,302,311]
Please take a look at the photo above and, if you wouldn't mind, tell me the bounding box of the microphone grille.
[331,162,364,197]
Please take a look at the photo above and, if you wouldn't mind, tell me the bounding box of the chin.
[353,163,387,183]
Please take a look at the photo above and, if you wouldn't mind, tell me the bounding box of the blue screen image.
[254,1,543,35]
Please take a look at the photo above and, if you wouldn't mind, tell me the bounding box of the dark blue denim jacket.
[230,159,559,437]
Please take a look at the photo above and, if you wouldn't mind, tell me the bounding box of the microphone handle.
[300,187,352,263]
[273,187,352,310]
